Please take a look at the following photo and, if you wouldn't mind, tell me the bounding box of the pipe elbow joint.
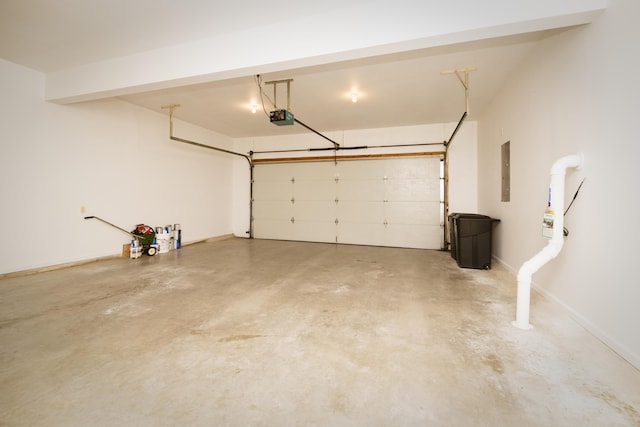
[550,153,584,175]
[517,240,564,282]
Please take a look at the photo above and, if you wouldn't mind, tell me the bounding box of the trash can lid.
[449,213,491,219]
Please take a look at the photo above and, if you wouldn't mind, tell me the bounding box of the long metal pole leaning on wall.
[162,104,255,239]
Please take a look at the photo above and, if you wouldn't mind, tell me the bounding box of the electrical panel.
[270,109,294,126]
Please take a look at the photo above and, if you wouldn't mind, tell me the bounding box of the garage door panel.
[335,160,385,180]
[291,161,335,180]
[385,179,439,201]
[294,201,335,222]
[294,180,336,201]
[253,181,293,201]
[294,221,335,243]
[253,201,292,219]
[337,223,386,246]
[385,224,441,250]
[385,157,440,179]
[337,201,384,223]
[337,179,384,201]
[253,219,295,240]
[385,201,441,224]
[254,164,296,182]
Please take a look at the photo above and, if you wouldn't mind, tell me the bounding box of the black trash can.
[448,213,499,269]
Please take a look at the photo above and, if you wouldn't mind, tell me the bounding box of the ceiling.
[119,33,555,139]
[0,1,600,139]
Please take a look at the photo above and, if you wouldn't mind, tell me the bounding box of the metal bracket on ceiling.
[161,103,181,135]
[264,78,294,111]
[441,67,477,114]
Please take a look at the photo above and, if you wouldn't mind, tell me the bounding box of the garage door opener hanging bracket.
[259,76,340,150]
[441,67,476,116]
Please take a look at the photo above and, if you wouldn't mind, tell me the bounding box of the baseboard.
[532,283,640,371]
[204,234,235,243]
[492,254,518,275]
[0,234,238,279]
[492,255,640,371]
[0,254,122,279]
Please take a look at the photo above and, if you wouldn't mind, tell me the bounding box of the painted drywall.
[478,0,640,369]
[0,59,235,275]
[43,0,606,103]
[232,121,478,237]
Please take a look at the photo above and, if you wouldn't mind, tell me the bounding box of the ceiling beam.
[44,0,606,104]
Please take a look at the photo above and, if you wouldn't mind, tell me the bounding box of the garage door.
[252,155,443,249]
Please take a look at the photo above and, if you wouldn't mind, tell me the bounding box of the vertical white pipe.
[512,153,583,330]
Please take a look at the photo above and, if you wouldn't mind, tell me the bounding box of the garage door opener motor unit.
[270,109,294,126]
[265,78,295,126]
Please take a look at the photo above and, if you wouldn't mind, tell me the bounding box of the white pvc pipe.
[512,153,584,330]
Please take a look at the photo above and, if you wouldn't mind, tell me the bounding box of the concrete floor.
[1,238,639,426]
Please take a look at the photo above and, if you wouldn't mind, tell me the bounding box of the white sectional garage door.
[252,156,442,249]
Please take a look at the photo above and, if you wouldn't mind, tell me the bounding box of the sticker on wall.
[542,207,554,239]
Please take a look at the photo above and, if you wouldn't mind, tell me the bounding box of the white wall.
[232,121,478,237]
[0,59,235,275]
[478,0,640,369]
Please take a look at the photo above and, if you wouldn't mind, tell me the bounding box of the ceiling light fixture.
[351,92,359,103]
[250,102,257,114]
